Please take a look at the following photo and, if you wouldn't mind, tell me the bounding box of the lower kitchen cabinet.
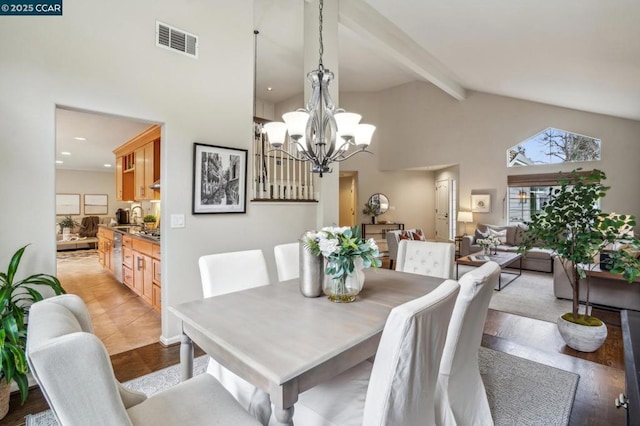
[100,227,161,313]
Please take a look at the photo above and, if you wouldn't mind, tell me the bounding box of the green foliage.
[362,203,378,217]
[58,216,79,229]
[0,245,66,403]
[303,226,382,278]
[143,215,157,223]
[519,169,640,321]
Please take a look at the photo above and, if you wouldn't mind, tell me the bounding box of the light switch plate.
[170,214,185,228]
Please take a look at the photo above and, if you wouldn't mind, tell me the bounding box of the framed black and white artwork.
[192,143,247,214]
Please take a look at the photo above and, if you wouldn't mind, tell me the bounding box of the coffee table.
[456,251,523,290]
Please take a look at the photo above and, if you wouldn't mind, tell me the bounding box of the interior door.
[339,173,356,227]
[435,179,450,241]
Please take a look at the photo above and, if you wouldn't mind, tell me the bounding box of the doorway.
[435,179,450,241]
[55,106,160,355]
[339,172,357,227]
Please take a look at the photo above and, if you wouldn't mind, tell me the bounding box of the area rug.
[55,249,98,261]
[458,264,572,323]
[25,348,577,426]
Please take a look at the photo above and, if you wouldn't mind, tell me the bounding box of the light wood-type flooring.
[55,250,161,355]
[2,256,627,425]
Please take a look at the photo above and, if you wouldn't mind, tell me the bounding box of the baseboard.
[160,334,181,347]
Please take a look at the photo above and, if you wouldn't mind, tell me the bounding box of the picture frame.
[84,194,108,215]
[56,193,81,215]
[471,194,491,213]
[193,143,247,214]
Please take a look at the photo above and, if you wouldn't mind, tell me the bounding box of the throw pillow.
[475,228,489,241]
[489,228,507,244]
[399,231,412,240]
[411,229,426,241]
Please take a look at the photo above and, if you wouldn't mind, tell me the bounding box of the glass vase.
[483,246,491,256]
[323,258,365,303]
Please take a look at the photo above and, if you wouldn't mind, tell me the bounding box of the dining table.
[169,267,446,425]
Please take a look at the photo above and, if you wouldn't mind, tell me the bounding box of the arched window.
[507,128,601,168]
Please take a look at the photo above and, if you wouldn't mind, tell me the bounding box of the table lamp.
[457,211,473,236]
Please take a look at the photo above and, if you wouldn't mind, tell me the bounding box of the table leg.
[273,405,294,426]
[180,332,194,382]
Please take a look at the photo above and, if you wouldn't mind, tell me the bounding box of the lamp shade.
[354,124,376,147]
[264,122,288,148]
[334,112,361,138]
[457,211,473,223]
[282,111,309,139]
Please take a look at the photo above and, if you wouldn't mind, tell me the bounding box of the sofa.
[56,216,114,251]
[460,223,554,272]
[553,257,640,311]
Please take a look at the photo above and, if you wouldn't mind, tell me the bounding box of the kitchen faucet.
[131,205,144,224]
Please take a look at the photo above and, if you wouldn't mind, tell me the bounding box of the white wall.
[368,81,640,228]
[0,0,321,341]
[56,169,129,220]
[339,92,436,236]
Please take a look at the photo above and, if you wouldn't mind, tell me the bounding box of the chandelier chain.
[318,0,324,71]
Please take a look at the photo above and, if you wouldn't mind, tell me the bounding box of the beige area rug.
[457,264,572,323]
[25,348,578,426]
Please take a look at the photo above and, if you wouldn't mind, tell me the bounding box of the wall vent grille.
[156,21,198,58]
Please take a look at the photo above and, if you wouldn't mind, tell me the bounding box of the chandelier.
[263,0,375,177]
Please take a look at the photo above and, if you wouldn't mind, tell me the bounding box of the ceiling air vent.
[156,21,198,58]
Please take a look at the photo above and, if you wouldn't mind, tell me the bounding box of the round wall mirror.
[367,193,389,215]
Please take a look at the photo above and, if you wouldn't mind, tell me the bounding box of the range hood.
[149,180,160,190]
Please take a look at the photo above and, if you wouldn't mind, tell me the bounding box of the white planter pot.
[557,315,607,352]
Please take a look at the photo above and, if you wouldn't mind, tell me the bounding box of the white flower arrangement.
[477,236,501,249]
[303,226,382,278]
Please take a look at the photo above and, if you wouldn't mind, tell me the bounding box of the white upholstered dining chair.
[198,250,272,425]
[26,294,261,426]
[395,240,455,279]
[435,261,500,426]
[273,242,299,281]
[292,279,461,426]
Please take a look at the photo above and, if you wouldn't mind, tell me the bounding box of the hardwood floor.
[3,258,627,425]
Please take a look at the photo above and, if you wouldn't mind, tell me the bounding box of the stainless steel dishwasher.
[112,231,123,283]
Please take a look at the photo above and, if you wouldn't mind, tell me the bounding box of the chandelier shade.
[263,0,375,177]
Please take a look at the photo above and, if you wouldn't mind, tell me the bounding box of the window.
[507,128,601,168]
[506,170,598,225]
[507,186,554,225]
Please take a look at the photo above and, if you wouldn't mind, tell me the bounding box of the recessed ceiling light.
[103,164,112,168]
[267,87,273,91]
[74,137,87,141]
[61,151,71,156]
[56,160,63,164]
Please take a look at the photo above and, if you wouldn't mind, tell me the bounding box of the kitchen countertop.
[99,224,160,244]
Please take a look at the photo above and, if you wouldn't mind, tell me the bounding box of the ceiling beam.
[339,0,466,101]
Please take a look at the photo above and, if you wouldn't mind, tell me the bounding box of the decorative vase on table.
[323,257,366,303]
[302,225,382,303]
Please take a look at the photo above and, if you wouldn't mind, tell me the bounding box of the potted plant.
[58,216,79,240]
[143,214,157,229]
[0,245,66,417]
[520,169,640,352]
[362,203,379,224]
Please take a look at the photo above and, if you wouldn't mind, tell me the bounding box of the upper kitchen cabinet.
[113,125,160,201]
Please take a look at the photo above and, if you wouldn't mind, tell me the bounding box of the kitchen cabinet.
[133,239,154,304]
[122,234,134,290]
[113,125,160,202]
[97,227,114,272]
[134,140,159,201]
[116,155,135,201]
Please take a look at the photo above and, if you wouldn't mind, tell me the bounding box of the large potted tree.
[520,169,640,352]
[0,245,66,418]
